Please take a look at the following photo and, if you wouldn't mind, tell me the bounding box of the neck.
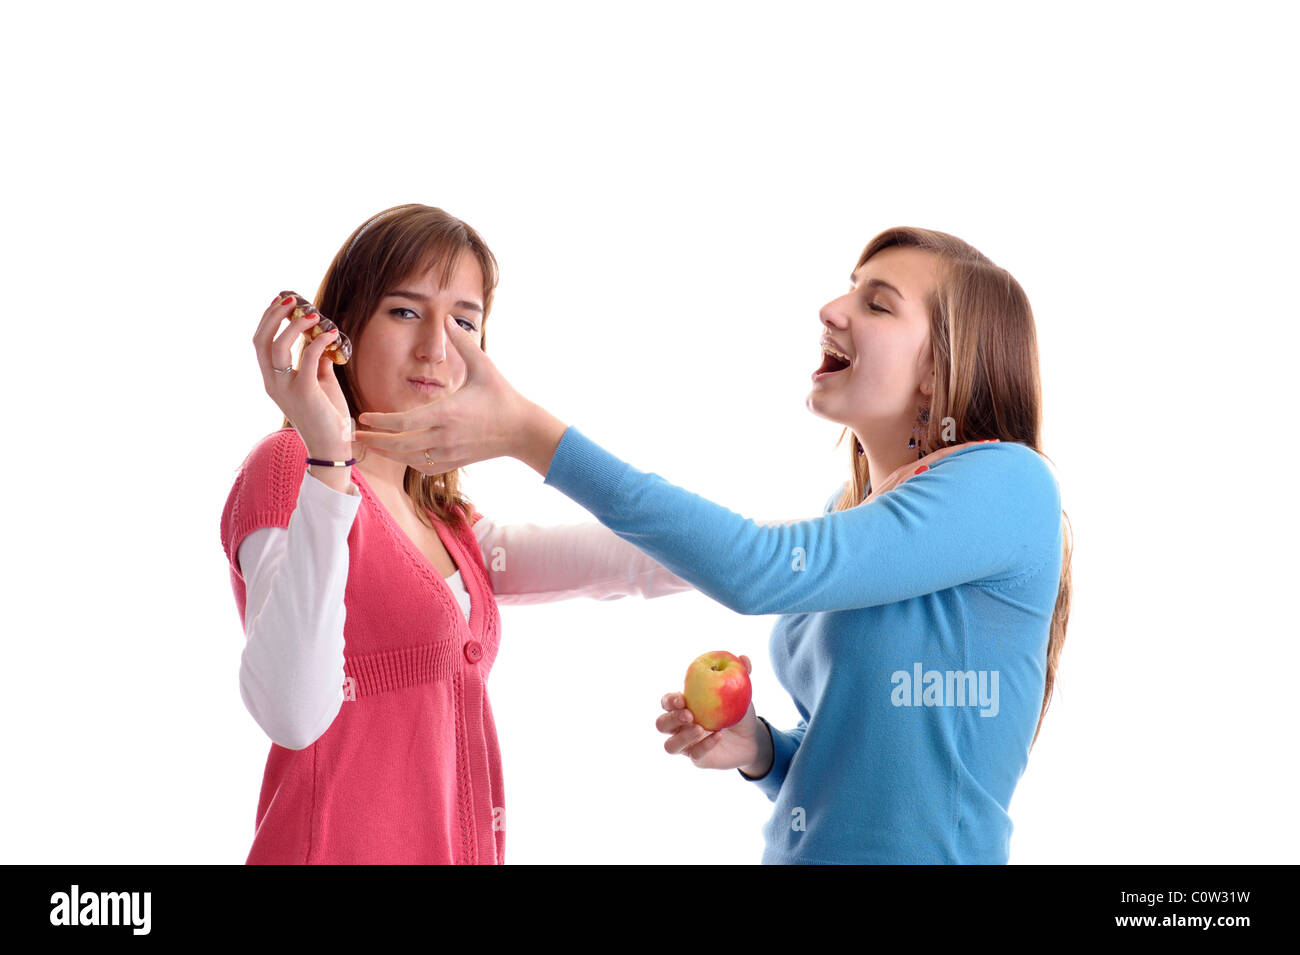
[855,421,925,503]
[354,445,409,493]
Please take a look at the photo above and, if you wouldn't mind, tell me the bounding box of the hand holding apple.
[657,653,770,773]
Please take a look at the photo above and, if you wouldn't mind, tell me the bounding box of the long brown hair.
[279,203,500,529]
[833,227,1072,748]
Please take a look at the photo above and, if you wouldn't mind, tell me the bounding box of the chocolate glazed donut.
[288,293,353,365]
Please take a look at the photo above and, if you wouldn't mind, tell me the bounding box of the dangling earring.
[908,406,931,460]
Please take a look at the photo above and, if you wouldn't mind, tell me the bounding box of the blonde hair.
[279,203,500,529]
[834,227,1072,748]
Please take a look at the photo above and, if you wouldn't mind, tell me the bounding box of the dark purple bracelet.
[305,457,358,468]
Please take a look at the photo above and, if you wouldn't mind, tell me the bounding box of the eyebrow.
[848,274,906,301]
[385,289,484,315]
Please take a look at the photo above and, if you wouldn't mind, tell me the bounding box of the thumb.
[444,314,487,377]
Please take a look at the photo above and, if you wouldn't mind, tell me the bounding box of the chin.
[806,392,845,424]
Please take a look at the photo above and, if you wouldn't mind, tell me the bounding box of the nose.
[417,315,448,364]
[819,294,849,330]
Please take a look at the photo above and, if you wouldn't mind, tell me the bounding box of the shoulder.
[236,428,307,481]
[220,429,308,563]
[934,440,1057,490]
[929,441,1062,533]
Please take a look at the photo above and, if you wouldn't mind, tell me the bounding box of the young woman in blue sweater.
[350,226,1074,864]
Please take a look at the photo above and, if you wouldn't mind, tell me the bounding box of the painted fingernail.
[279,296,295,306]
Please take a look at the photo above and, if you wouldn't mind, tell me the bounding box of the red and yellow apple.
[683,651,752,731]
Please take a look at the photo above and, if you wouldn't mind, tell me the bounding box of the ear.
[916,339,936,398]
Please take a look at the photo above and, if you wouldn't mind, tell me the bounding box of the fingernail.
[279,296,295,306]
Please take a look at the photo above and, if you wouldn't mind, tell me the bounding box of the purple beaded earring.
[907,406,931,460]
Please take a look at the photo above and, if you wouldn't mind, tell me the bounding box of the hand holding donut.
[253,291,355,459]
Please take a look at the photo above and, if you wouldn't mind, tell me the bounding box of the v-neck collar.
[349,467,481,639]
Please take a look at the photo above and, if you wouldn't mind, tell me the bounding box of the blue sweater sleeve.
[542,426,1060,615]
[739,717,808,800]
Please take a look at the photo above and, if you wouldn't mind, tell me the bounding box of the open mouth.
[817,352,850,375]
[815,342,852,377]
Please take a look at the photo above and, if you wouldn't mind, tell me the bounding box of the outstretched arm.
[473,517,693,604]
[541,427,1060,616]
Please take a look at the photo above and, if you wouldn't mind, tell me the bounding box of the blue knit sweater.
[543,427,1064,864]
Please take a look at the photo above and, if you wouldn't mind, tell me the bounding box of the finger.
[352,425,443,454]
[659,692,688,711]
[270,309,322,374]
[280,324,332,384]
[255,291,306,339]
[443,313,486,372]
[256,290,296,326]
[267,314,321,376]
[292,325,337,380]
[254,293,303,366]
[355,409,419,433]
[256,291,289,327]
[684,732,723,762]
[663,724,710,756]
[655,706,697,734]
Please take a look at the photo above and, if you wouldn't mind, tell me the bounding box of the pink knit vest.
[220,428,505,864]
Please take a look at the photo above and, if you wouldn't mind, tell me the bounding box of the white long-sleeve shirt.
[236,471,692,750]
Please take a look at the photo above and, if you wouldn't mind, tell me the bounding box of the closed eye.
[849,286,890,314]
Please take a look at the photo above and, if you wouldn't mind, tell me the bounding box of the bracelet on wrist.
[305,456,357,468]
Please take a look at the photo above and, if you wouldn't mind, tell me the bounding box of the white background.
[2,0,1296,864]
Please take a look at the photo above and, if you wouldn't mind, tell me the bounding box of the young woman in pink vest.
[219,204,690,864]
